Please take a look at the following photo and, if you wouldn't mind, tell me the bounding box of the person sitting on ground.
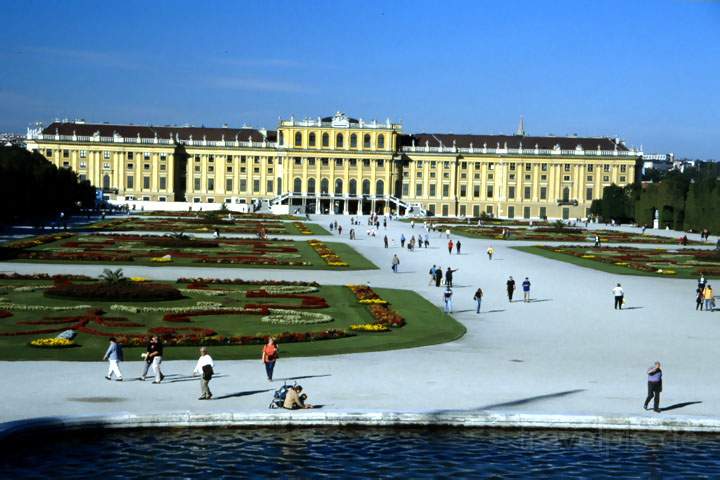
[284,385,312,409]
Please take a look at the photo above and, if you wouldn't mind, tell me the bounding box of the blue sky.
[1,0,718,158]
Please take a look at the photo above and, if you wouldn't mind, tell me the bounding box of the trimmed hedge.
[45,281,185,301]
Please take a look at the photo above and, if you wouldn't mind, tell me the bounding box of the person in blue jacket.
[103,337,124,381]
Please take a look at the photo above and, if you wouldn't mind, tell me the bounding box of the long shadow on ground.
[428,389,586,415]
[660,401,702,412]
[214,389,272,400]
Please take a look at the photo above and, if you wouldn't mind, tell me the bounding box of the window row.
[287,131,386,149]
[291,157,386,168]
[291,178,385,196]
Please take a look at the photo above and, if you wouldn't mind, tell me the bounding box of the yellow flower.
[30,338,75,347]
[130,277,146,282]
[581,255,595,259]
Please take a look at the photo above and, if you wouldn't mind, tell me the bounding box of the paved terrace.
[1,216,719,433]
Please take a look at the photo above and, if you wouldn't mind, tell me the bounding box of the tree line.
[0,146,96,227]
[591,162,720,232]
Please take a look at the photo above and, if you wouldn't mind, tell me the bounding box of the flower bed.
[29,337,76,348]
[308,240,349,267]
[350,323,390,332]
[260,309,333,325]
[347,285,406,328]
[45,281,185,301]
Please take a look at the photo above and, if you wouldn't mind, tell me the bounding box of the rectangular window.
[509,163,516,171]
[144,163,150,171]
[524,186,531,199]
[509,174,516,180]
[473,185,480,197]
[603,164,610,172]
[127,152,134,160]
[416,183,423,196]
[461,162,467,169]
[335,158,343,166]
[587,164,594,172]
[524,174,531,181]
[104,151,111,159]
[194,165,201,172]
[564,164,571,172]
[460,185,467,197]
[46,149,52,156]
[226,178,233,191]
[207,179,214,191]
[402,183,409,196]
[523,206,531,219]
[103,162,111,169]
[160,164,166,171]
[321,158,329,167]
[194,178,201,190]
[363,159,370,167]
[253,180,260,192]
[267,179,274,192]
[525,163,531,171]
[239,156,246,163]
[294,157,302,166]
[126,176,134,189]
[540,186,547,200]
[486,185,494,198]
[487,173,494,180]
[63,150,69,158]
[159,177,167,190]
[160,153,167,160]
[508,186,515,199]
[79,161,87,169]
[443,162,450,169]
[442,184,449,196]
[586,187,593,200]
[563,175,571,181]
[144,152,150,160]
[429,184,436,196]
[239,179,247,192]
[620,165,627,173]
[308,158,316,166]
[127,163,134,170]
[603,176,610,182]
[586,175,593,181]
[349,158,357,167]
[143,176,150,189]
[80,150,88,158]
[508,206,515,218]
[226,165,233,173]
[541,163,547,171]
[539,206,546,218]
[620,176,626,182]
[377,159,384,168]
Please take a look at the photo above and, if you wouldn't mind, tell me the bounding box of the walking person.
[445,267,458,288]
[192,347,214,400]
[644,361,663,412]
[696,286,705,311]
[443,287,453,313]
[103,337,124,381]
[448,239,454,254]
[261,337,279,381]
[337,225,342,236]
[384,235,389,248]
[612,283,624,310]
[434,266,443,287]
[473,287,483,314]
[400,233,406,248]
[456,240,461,254]
[486,246,494,260]
[429,265,437,286]
[594,234,601,247]
[391,254,400,273]
[140,335,165,383]
[704,284,715,311]
[445,228,451,239]
[522,277,531,302]
[424,235,429,248]
[506,276,516,302]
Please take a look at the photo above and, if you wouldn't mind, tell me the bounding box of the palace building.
[25,112,642,219]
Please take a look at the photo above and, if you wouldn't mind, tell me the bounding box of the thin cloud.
[23,46,138,69]
[207,76,310,93]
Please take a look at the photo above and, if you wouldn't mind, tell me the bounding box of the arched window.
[293,177,302,193]
[320,178,329,194]
[307,178,316,194]
[362,179,371,195]
[322,132,329,147]
[363,134,371,148]
[562,187,570,202]
[377,134,385,149]
[376,179,384,196]
[350,133,357,148]
[309,132,316,147]
[349,179,357,195]
[102,174,111,190]
[294,132,302,147]
[336,133,344,148]
[279,131,285,146]
[335,178,343,195]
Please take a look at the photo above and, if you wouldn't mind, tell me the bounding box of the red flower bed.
[0,310,13,319]
[45,281,184,301]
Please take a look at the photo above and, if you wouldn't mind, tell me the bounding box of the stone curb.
[3,411,720,440]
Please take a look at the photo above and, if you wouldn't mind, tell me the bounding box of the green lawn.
[0,280,465,360]
[5,234,377,270]
[513,245,711,279]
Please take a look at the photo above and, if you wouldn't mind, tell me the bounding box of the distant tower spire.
[515,115,526,136]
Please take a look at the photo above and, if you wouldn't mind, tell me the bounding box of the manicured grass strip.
[512,246,686,278]
[0,285,463,360]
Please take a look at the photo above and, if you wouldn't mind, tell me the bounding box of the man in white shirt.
[192,347,215,400]
[612,283,624,310]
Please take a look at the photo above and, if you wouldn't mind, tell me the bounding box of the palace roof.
[401,133,628,152]
[42,122,275,142]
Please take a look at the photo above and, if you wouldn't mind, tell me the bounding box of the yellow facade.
[26,113,640,218]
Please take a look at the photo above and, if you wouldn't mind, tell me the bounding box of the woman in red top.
[261,337,278,381]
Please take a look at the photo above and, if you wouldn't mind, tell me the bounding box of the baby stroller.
[268,383,297,409]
